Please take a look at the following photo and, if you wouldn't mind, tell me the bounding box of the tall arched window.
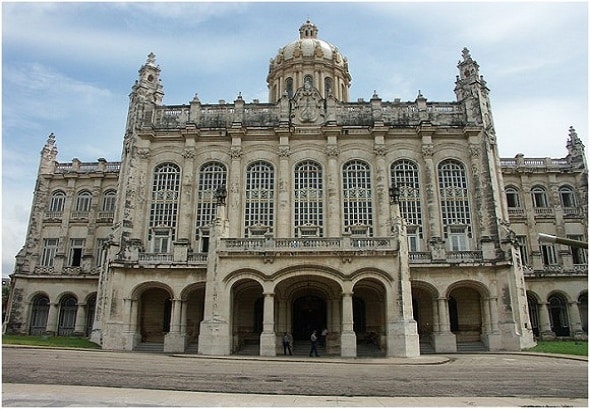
[548,294,570,336]
[531,186,549,208]
[29,294,50,335]
[75,190,92,212]
[49,191,66,213]
[101,190,116,212]
[245,161,274,237]
[505,186,520,208]
[294,160,323,237]
[149,163,180,251]
[58,296,78,336]
[342,160,373,236]
[391,160,422,251]
[438,159,471,250]
[324,77,333,97]
[285,77,294,98]
[195,162,227,249]
[559,186,577,208]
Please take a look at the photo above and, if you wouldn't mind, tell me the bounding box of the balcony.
[523,264,588,277]
[533,207,554,217]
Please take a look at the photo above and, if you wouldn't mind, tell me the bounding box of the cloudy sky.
[2,1,588,277]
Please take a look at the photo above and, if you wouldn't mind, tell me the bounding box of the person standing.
[309,330,319,357]
[282,332,292,356]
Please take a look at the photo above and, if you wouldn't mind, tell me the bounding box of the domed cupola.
[267,20,351,103]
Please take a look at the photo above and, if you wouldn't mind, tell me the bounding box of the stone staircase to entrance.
[133,342,164,353]
[457,341,487,352]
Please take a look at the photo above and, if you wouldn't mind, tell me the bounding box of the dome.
[267,20,351,103]
[270,20,346,68]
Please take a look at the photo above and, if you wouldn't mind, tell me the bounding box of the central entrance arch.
[292,295,326,340]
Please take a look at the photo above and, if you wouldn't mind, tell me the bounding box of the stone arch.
[352,277,386,350]
[133,282,174,343]
[411,281,440,341]
[526,291,542,337]
[547,292,570,337]
[57,294,78,336]
[446,280,490,343]
[578,292,588,333]
[29,293,50,335]
[84,292,97,337]
[181,282,206,346]
[231,278,264,353]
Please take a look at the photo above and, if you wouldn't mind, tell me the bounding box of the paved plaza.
[2,346,588,407]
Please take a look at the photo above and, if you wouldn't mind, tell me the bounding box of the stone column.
[276,141,291,237]
[568,301,585,339]
[228,140,243,238]
[73,302,87,336]
[325,135,341,237]
[373,139,388,236]
[45,302,59,335]
[176,144,196,242]
[260,292,276,356]
[340,291,356,357]
[431,298,440,333]
[124,298,140,350]
[419,129,442,241]
[180,299,188,336]
[538,302,556,340]
[165,298,185,353]
[433,297,456,352]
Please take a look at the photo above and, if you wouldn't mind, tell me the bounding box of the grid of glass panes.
[149,163,180,240]
[294,161,323,236]
[76,191,92,212]
[195,162,227,238]
[41,238,59,267]
[438,160,471,226]
[49,191,66,212]
[69,238,85,267]
[342,160,373,235]
[244,161,274,236]
[102,190,116,212]
[505,187,520,208]
[391,160,422,226]
[531,186,549,207]
[559,186,577,207]
[568,235,587,265]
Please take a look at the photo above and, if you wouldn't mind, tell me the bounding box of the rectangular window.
[540,244,558,265]
[41,238,59,267]
[516,236,530,266]
[69,239,85,267]
[568,235,587,265]
[448,226,468,251]
[152,230,170,253]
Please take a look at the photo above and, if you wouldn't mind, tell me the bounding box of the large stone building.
[4,21,587,357]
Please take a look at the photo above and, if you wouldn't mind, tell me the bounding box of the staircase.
[133,342,164,353]
[184,343,198,354]
[457,341,487,352]
[420,342,435,354]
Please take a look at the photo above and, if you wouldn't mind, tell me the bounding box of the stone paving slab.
[2,383,588,407]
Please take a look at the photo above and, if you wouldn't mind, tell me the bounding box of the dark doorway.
[292,295,326,340]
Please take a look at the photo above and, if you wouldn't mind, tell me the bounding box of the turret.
[39,133,58,174]
[566,126,587,170]
[125,53,164,133]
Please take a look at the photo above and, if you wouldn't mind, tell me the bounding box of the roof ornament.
[146,52,156,66]
[192,93,200,102]
[299,19,318,39]
[461,47,472,62]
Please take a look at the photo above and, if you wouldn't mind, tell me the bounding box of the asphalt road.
[2,347,587,399]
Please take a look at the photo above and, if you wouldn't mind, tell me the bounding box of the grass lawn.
[524,340,588,356]
[2,335,101,349]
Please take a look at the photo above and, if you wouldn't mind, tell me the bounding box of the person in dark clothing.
[309,330,319,357]
[282,332,292,355]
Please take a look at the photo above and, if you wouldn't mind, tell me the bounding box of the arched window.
[324,77,333,97]
[559,186,577,208]
[49,191,66,213]
[245,161,274,236]
[285,77,294,98]
[548,294,570,336]
[342,160,373,236]
[505,186,520,208]
[58,296,77,336]
[392,160,422,250]
[531,186,549,208]
[438,160,471,250]
[75,191,92,212]
[195,162,227,248]
[294,161,323,237]
[101,190,116,212]
[29,295,50,335]
[526,293,539,337]
[578,293,588,333]
[149,163,180,251]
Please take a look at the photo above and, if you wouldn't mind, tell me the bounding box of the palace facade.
[4,21,587,357]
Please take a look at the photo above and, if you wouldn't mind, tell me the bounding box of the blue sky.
[2,1,588,277]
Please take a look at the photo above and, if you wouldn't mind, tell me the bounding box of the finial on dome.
[461,47,471,62]
[146,52,157,66]
[299,20,318,39]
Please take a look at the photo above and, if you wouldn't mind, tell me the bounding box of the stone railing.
[534,207,554,217]
[55,161,121,174]
[507,208,527,217]
[446,251,484,263]
[43,211,63,220]
[409,252,432,263]
[500,157,571,171]
[145,99,467,129]
[523,264,588,277]
[135,252,208,266]
[219,236,397,253]
[32,266,99,276]
[138,253,173,263]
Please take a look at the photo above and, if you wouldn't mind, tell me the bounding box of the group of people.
[282,328,328,357]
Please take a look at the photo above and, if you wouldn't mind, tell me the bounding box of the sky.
[2,1,588,277]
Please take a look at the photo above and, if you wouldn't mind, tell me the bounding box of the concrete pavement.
[3,383,588,407]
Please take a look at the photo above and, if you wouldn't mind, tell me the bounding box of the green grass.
[2,335,101,349]
[524,340,588,356]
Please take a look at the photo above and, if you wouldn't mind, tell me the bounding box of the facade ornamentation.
[3,21,587,359]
